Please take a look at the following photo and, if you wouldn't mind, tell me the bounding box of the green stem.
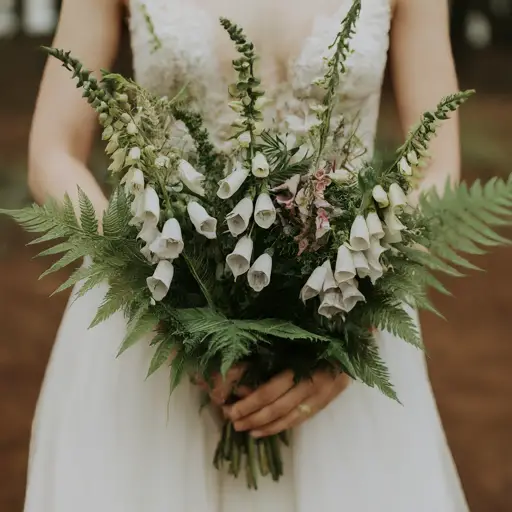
[182,251,216,310]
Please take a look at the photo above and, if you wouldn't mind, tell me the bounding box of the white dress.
[24,0,471,510]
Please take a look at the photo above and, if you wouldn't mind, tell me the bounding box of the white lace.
[128,0,391,155]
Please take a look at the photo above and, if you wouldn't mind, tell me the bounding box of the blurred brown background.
[1,1,512,511]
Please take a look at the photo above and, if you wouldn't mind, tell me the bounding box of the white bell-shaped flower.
[372,185,389,208]
[147,260,174,302]
[126,147,141,166]
[105,133,120,154]
[149,218,184,259]
[217,165,249,199]
[349,215,371,251]
[138,221,160,244]
[383,225,403,244]
[121,167,145,196]
[384,208,406,235]
[399,157,412,176]
[254,193,276,229]
[226,236,253,280]
[339,280,365,313]
[187,201,217,239]
[300,265,328,302]
[247,253,272,292]
[289,143,313,165]
[318,290,345,319]
[238,131,251,148]
[335,244,356,284]
[108,148,127,173]
[322,260,337,293]
[353,251,371,279]
[407,150,419,165]
[366,212,385,240]
[389,183,408,212]
[155,155,170,169]
[252,152,270,178]
[179,159,205,196]
[129,194,144,224]
[140,242,159,264]
[330,169,352,184]
[135,186,161,242]
[226,197,254,237]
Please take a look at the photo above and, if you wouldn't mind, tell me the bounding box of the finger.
[209,365,246,405]
[232,379,314,432]
[250,394,322,438]
[225,370,295,421]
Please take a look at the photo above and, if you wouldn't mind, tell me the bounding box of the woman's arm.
[28,0,123,216]
[390,0,461,202]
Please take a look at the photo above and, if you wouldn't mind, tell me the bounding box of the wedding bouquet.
[3,0,512,489]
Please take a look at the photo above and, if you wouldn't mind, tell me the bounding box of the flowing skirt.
[24,281,469,512]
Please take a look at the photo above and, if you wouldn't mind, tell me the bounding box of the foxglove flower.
[300,265,328,302]
[349,215,371,251]
[179,159,205,196]
[322,260,337,293]
[372,185,389,208]
[226,197,253,236]
[353,251,371,279]
[252,152,270,178]
[248,253,272,292]
[105,132,120,154]
[108,148,126,173]
[339,280,365,313]
[187,201,217,239]
[272,174,301,209]
[217,164,249,199]
[335,244,356,284]
[126,147,141,166]
[149,218,184,260]
[121,167,144,196]
[399,156,412,176]
[155,155,170,168]
[330,169,352,184]
[318,290,345,319]
[238,131,251,148]
[147,260,174,302]
[389,183,408,212]
[289,143,313,165]
[384,207,406,235]
[226,236,253,280]
[366,212,385,240]
[383,225,403,244]
[407,150,419,165]
[254,193,276,229]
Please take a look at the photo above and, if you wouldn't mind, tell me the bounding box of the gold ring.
[298,403,312,416]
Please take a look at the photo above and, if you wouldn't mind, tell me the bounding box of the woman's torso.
[127,0,392,154]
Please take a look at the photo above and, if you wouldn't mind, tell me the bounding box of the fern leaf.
[117,307,158,357]
[51,265,95,295]
[39,246,88,279]
[147,335,174,378]
[36,241,75,258]
[78,188,99,234]
[89,287,127,328]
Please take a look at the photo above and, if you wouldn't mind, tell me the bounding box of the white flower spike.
[372,185,389,208]
[126,147,141,166]
[248,253,273,292]
[383,208,406,235]
[226,197,254,237]
[108,148,126,173]
[238,131,251,148]
[353,251,371,279]
[318,290,345,319]
[187,201,217,239]
[179,159,205,196]
[366,212,385,240]
[335,244,356,284]
[349,215,371,251]
[149,218,184,260]
[339,280,365,313]
[226,236,253,280]
[147,260,174,302]
[330,169,352,184]
[252,152,270,178]
[217,164,249,199]
[300,265,328,302]
[254,193,277,229]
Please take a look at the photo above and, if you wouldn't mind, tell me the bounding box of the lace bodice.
[128,0,391,156]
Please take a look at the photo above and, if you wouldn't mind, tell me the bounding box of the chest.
[128,0,392,101]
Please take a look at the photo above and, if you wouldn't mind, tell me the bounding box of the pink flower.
[315,208,331,239]
[272,174,301,210]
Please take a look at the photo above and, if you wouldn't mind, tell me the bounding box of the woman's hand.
[222,370,350,438]
[192,365,248,406]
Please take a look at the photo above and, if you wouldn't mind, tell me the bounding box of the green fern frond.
[38,246,88,280]
[147,334,175,378]
[51,265,96,296]
[117,307,158,356]
[78,188,99,234]
[102,188,131,238]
